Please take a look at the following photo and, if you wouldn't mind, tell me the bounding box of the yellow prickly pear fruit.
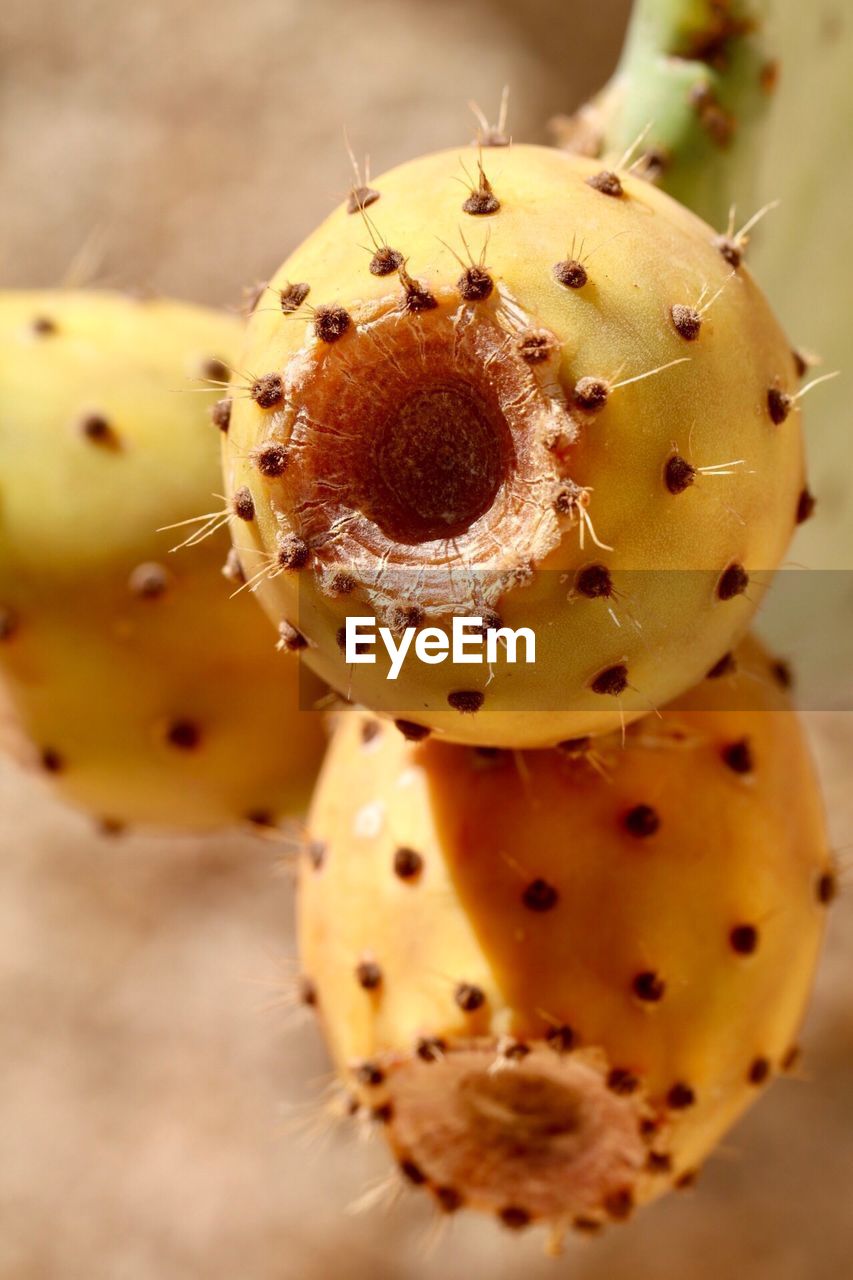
[298,637,830,1237]
[0,291,327,830]
[224,144,807,747]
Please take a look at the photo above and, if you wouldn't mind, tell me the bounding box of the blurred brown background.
[1,2,851,1278]
[1,0,628,307]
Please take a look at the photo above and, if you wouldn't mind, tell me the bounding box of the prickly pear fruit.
[0,291,327,830]
[224,144,807,747]
[298,637,830,1236]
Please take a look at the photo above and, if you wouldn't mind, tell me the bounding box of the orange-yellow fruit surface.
[299,638,829,1231]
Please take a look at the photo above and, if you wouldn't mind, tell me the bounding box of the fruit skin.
[224,143,806,747]
[0,290,327,830]
[299,637,829,1233]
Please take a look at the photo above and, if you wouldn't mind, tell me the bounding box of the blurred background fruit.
[0,290,327,830]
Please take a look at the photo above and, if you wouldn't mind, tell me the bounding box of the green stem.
[554,0,775,228]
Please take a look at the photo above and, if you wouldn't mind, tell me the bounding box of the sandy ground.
[1,1,852,1276]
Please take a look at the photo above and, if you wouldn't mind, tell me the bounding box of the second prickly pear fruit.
[299,637,829,1236]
